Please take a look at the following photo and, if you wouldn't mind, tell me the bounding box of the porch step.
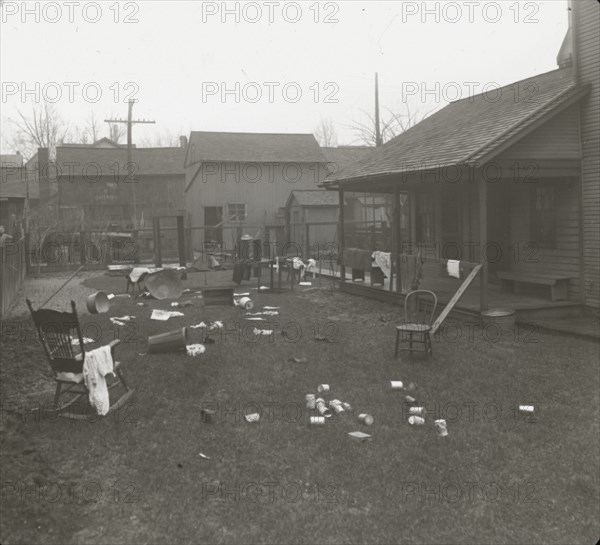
[515,303,583,322]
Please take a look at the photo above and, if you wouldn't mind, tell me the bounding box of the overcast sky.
[1,0,569,152]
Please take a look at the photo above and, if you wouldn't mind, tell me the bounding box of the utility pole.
[105,100,155,228]
[375,73,383,147]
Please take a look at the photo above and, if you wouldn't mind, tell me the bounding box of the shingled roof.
[0,154,23,168]
[54,146,185,178]
[321,146,374,178]
[1,167,39,199]
[324,68,583,185]
[185,131,327,165]
[287,190,340,208]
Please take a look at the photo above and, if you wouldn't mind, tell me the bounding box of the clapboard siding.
[509,181,581,299]
[495,105,581,160]
[575,0,600,308]
[185,161,327,249]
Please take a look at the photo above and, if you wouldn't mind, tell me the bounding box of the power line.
[105,99,155,228]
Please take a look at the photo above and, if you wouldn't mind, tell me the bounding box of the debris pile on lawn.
[186,344,206,357]
[151,309,184,321]
[110,315,136,326]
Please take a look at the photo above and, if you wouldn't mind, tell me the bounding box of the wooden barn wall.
[575,0,600,308]
[58,174,185,225]
[306,206,338,251]
[184,162,327,250]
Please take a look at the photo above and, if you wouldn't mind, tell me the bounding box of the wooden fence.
[0,237,27,316]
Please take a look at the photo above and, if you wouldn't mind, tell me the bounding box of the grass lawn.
[1,271,599,545]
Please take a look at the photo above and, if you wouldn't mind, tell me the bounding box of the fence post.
[305,223,310,260]
[177,215,187,279]
[79,231,86,265]
[153,217,162,268]
[24,231,31,275]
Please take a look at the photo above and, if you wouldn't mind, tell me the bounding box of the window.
[227,203,246,222]
[531,186,556,248]
[416,193,436,244]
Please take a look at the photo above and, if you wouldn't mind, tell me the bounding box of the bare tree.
[70,111,102,144]
[6,102,69,160]
[104,111,126,144]
[350,103,433,146]
[139,129,181,148]
[314,117,338,147]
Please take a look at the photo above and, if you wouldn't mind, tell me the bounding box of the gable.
[495,104,581,161]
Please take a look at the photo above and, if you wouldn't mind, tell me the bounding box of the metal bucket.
[86,291,110,314]
[481,308,516,334]
[148,327,188,354]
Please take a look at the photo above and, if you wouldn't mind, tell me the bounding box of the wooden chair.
[26,299,134,419]
[395,290,437,358]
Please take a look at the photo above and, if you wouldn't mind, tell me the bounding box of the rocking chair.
[26,299,134,419]
[394,290,438,358]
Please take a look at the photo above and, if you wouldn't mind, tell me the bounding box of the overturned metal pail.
[148,327,188,354]
[86,291,110,314]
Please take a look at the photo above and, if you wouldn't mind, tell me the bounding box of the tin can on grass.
[358,413,374,426]
[434,419,448,436]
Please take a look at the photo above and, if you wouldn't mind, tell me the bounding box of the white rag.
[83,345,114,416]
[129,267,154,283]
[447,260,460,279]
[372,251,392,279]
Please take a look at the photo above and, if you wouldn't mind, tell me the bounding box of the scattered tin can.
[239,297,254,310]
[358,413,374,426]
[404,395,416,403]
[310,416,325,425]
[348,431,371,441]
[409,407,425,416]
[519,405,534,413]
[245,413,260,423]
[390,381,404,390]
[329,401,345,414]
[341,402,352,412]
[434,419,448,436]
[317,384,330,393]
[305,394,316,409]
[316,399,330,416]
[408,415,425,426]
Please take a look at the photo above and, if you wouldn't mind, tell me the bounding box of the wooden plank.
[431,264,482,336]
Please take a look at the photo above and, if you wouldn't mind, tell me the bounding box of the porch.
[319,260,583,324]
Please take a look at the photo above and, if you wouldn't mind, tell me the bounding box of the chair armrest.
[107,339,121,357]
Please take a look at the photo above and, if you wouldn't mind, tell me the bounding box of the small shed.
[286,190,341,256]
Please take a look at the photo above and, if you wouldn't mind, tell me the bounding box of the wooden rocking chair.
[26,299,134,419]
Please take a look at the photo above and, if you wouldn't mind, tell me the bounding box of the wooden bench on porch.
[496,271,571,302]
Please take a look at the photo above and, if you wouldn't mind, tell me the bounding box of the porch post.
[394,188,402,294]
[338,188,345,282]
[479,176,489,311]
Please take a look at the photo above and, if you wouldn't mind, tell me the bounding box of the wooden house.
[51,145,186,229]
[323,1,599,315]
[183,131,329,252]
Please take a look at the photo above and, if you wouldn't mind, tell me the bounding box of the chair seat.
[56,372,84,383]
[397,323,431,333]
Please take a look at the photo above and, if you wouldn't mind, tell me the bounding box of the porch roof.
[323,68,586,188]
